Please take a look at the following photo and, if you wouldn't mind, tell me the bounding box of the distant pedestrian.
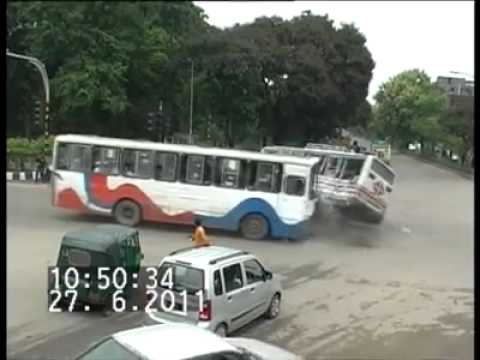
[191,219,211,247]
[352,140,361,153]
[35,156,45,183]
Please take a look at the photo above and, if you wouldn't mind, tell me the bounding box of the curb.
[6,171,49,183]
[400,151,474,180]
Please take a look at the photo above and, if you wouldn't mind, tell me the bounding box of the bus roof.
[55,134,319,167]
[263,145,367,159]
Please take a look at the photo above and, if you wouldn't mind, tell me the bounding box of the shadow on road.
[53,205,399,250]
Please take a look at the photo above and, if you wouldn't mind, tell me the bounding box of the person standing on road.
[35,156,45,183]
[191,218,211,247]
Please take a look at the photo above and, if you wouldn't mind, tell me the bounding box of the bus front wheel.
[114,200,142,227]
[240,214,269,240]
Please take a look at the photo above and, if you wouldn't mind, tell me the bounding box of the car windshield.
[76,338,139,360]
[158,262,204,294]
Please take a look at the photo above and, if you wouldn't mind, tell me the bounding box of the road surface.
[7,153,473,359]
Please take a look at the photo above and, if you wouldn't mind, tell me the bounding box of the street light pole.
[189,60,194,144]
[7,49,50,137]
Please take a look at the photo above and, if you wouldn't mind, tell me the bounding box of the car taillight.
[199,300,211,321]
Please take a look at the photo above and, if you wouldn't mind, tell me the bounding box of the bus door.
[277,164,313,222]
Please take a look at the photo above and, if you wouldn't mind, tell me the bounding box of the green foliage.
[370,69,473,163]
[7,136,54,157]
[8,3,374,146]
[372,69,447,146]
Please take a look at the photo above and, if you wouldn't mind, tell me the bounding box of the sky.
[194,1,475,102]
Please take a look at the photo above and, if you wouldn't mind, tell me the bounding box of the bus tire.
[367,211,384,224]
[240,214,269,240]
[114,199,142,227]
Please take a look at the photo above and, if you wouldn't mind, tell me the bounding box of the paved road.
[7,154,473,359]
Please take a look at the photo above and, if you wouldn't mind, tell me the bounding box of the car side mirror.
[264,270,273,281]
[386,187,392,193]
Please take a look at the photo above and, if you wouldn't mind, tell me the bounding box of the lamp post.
[7,49,50,136]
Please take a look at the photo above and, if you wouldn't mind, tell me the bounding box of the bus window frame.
[370,158,395,186]
[91,146,121,176]
[154,151,179,183]
[120,148,154,180]
[283,175,307,197]
[217,157,243,190]
[182,154,215,186]
[251,161,282,194]
[54,142,92,173]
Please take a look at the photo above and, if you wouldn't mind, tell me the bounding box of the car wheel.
[214,323,228,337]
[265,293,281,319]
[240,214,269,240]
[114,200,141,227]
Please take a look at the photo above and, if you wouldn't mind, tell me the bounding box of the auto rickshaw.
[49,225,143,315]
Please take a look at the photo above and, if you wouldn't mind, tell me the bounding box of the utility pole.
[189,60,194,144]
[7,49,50,137]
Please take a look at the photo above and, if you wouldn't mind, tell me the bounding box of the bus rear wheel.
[240,214,269,240]
[114,200,141,227]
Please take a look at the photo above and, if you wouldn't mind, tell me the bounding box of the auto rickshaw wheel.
[114,200,142,227]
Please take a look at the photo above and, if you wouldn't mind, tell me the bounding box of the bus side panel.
[53,171,90,212]
[84,174,194,224]
[198,197,310,240]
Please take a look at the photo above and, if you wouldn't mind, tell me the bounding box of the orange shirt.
[192,226,211,247]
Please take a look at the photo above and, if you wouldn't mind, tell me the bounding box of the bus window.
[154,152,178,182]
[92,147,120,175]
[56,143,90,172]
[186,155,204,185]
[371,159,395,185]
[121,149,153,178]
[253,162,281,193]
[339,159,365,181]
[321,157,343,178]
[284,176,306,196]
[219,158,241,189]
[185,155,215,186]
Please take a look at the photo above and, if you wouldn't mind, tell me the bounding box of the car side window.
[244,259,265,285]
[213,269,223,296]
[222,263,244,293]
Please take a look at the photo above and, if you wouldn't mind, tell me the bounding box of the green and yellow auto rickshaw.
[49,225,143,314]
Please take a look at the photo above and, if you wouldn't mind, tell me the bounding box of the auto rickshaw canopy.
[61,225,139,264]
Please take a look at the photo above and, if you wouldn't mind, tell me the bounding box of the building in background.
[436,76,474,97]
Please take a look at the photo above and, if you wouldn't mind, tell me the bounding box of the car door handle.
[250,287,255,293]
[227,296,232,301]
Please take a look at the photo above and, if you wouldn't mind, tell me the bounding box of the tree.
[7,1,209,138]
[181,13,374,146]
[372,69,447,149]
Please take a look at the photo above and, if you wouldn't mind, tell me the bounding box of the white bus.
[261,145,396,223]
[50,135,321,240]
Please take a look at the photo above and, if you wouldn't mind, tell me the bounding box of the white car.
[148,246,282,337]
[73,323,303,360]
